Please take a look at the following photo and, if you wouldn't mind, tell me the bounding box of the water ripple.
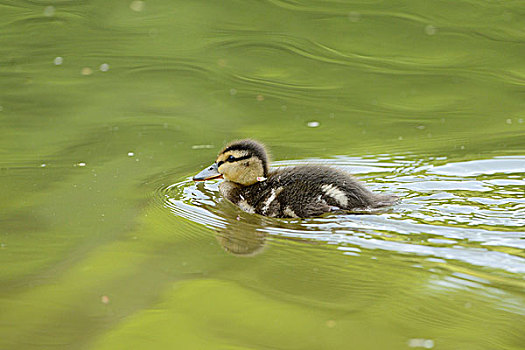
[159,155,525,275]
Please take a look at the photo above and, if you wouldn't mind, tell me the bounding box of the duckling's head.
[193,139,269,186]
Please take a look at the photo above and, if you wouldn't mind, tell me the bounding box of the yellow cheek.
[219,163,235,178]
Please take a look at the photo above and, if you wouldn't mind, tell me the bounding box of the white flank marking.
[238,200,255,214]
[262,187,283,214]
[321,184,348,207]
[283,206,298,218]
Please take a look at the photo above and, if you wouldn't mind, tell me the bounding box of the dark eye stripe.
[217,154,252,169]
[227,154,251,162]
[218,154,251,167]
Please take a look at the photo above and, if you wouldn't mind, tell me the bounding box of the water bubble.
[326,320,336,328]
[348,11,360,22]
[129,0,145,12]
[229,88,237,96]
[43,6,55,17]
[99,63,110,72]
[191,145,214,149]
[127,152,135,157]
[408,338,434,349]
[54,57,63,65]
[425,25,437,35]
[81,67,93,76]
[307,121,320,128]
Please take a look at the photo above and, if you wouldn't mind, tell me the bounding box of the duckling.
[193,139,397,218]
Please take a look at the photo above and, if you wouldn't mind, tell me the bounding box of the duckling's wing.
[270,166,396,216]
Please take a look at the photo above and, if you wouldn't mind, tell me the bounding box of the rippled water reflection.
[165,155,525,274]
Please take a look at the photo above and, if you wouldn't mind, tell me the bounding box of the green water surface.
[1,1,524,349]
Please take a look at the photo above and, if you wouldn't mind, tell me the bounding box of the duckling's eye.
[227,155,236,162]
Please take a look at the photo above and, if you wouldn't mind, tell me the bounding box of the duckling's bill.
[193,163,223,181]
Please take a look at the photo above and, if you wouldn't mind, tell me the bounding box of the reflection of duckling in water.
[194,139,397,218]
[214,219,267,257]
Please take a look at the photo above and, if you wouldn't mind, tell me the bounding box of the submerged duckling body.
[194,139,397,218]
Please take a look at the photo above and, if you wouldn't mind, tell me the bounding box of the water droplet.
[54,57,63,65]
[127,152,135,157]
[41,163,46,167]
[81,67,93,76]
[408,338,434,348]
[229,88,237,96]
[425,25,437,35]
[326,320,336,328]
[307,121,320,128]
[43,6,55,17]
[100,63,109,72]
[191,144,214,149]
[398,136,403,140]
[78,162,86,167]
[129,0,145,12]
